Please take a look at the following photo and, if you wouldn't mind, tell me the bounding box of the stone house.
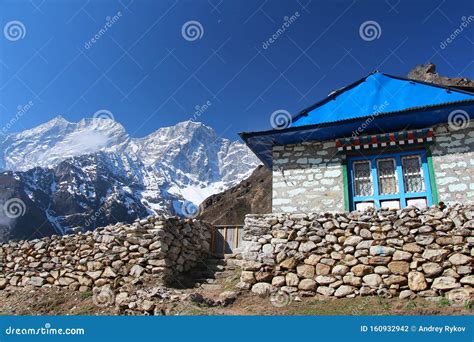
[240,72,474,213]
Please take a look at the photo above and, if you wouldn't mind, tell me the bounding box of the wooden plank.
[234,225,239,249]
[223,226,227,254]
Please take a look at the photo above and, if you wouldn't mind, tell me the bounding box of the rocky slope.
[198,165,271,224]
[0,118,258,242]
[408,63,474,90]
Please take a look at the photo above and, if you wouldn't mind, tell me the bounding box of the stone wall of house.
[272,123,474,213]
[239,204,473,303]
[0,216,212,292]
[272,141,344,213]
[430,123,474,205]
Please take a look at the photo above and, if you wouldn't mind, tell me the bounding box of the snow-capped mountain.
[0,116,130,171]
[0,117,259,241]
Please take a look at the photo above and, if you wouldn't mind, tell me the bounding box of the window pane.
[377,159,398,194]
[353,161,373,196]
[402,156,424,192]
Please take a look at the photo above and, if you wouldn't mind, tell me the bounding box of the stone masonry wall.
[272,123,474,213]
[239,204,473,303]
[430,123,474,205]
[272,141,344,213]
[0,216,212,292]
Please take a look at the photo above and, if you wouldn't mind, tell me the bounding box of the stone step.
[199,283,223,291]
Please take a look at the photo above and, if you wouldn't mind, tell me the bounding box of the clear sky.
[1,0,473,140]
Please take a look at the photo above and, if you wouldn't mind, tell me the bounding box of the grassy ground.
[0,285,471,316]
[1,268,471,316]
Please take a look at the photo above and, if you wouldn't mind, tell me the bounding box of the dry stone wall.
[430,123,474,204]
[0,216,212,292]
[239,204,473,303]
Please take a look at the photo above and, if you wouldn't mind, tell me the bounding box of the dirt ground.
[0,285,472,316]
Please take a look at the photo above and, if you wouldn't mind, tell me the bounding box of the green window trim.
[425,146,439,205]
[342,161,350,211]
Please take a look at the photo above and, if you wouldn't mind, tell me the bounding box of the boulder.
[241,271,256,284]
[460,275,474,286]
[242,261,263,271]
[29,277,45,287]
[392,250,412,261]
[343,236,363,246]
[280,257,297,270]
[334,285,355,297]
[432,276,460,290]
[297,265,315,279]
[362,274,382,287]
[129,265,144,278]
[370,246,395,256]
[316,263,331,275]
[251,282,272,296]
[298,279,317,291]
[285,273,300,287]
[408,271,427,291]
[421,262,443,277]
[332,265,349,276]
[343,275,362,286]
[383,275,407,286]
[422,249,449,262]
[317,286,335,296]
[388,261,409,275]
[299,241,317,253]
[351,265,373,277]
[316,275,336,285]
[255,272,273,282]
[448,254,471,265]
[272,276,286,287]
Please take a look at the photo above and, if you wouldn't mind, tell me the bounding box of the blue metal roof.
[240,72,474,167]
[292,72,474,126]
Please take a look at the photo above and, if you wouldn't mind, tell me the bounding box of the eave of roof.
[240,99,474,139]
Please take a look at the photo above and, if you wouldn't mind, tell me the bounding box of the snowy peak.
[0,117,259,208]
[1,117,130,171]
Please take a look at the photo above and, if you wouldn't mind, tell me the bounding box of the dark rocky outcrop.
[408,63,474,92]
[198,165,271,225]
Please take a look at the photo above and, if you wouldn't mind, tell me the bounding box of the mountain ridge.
[0,118,259,242]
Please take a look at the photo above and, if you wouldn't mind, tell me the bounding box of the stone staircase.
[185,254,242,291]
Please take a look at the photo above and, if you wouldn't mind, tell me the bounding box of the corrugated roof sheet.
[291,72,474,126]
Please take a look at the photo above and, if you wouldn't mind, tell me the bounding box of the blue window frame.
[347,150,433,210]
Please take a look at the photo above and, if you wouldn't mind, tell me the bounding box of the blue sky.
[0,0,473,140]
